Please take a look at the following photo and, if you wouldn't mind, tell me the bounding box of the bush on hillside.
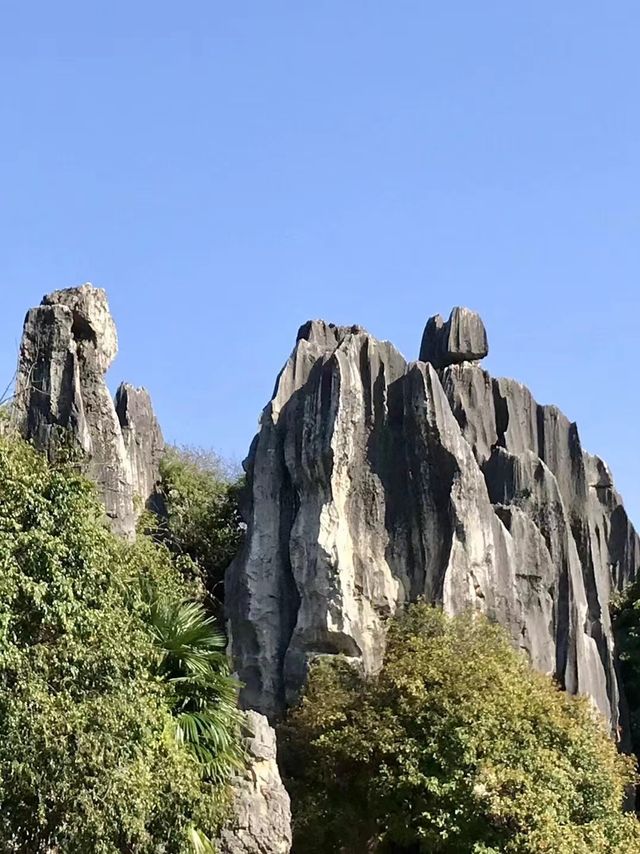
[280,604,640,854]
[0,435,241,853]
[612,583,640,757]
[156,446,244,602]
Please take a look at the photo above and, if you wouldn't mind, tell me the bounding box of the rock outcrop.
[217,711,292,854]
[227,310,639,735]
[419,306,489,368]
[115,382,165,513]
[12,285,163,538]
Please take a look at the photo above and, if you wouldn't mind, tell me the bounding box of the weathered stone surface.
[419,306,488,368]
[440,363,496,464]
[227,313,639,737]
[115,383,165,512]
[12,285,163,538]
[217,711,292,854]
[43,284,118,374]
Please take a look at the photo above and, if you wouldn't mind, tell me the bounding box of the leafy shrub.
[0,435,240,852]
[157,446,244,601]
[150,596,245,782]
[612,583,640,758]
[280,604,640,854]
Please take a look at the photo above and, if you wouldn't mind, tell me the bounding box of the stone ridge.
[227,310,639,739]
[12,284,164,539]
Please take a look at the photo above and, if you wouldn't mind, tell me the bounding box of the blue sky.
[1,3,639,522]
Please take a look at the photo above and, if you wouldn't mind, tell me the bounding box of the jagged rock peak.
[296,319,366,347]
[13,285,163,539]
[227,309,639,738]
[420,306,488,368]
[115,383,165,511]
[217,711,292,853]
[42,283,118,374]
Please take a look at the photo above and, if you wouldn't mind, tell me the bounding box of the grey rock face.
[12,285,163,539]
[115,383,165,513]
[227,314,639,735]
[419,306,489,368]
[217,711,292,854]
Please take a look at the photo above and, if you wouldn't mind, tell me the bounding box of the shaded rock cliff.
[227,308,640,732]
[12,284,163,538]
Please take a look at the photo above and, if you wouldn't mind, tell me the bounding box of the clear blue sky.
[1,3,639,522]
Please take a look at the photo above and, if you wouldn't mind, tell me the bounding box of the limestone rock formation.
[115,382,165,513]
[227,308,639,735]
[12,285,163,538]
[217,711,292,854]
[420,306,489,368]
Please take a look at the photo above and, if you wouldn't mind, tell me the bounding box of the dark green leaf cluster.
[0,435,240,853]
[150,597,245,782]
[612,583,640,756]
[281,604,640,854]
[156,446,245,602]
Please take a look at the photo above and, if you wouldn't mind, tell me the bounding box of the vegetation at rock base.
[280,604,640,854]
[156,445,245,603]
[612,582,640,758]
[0,433,242,853]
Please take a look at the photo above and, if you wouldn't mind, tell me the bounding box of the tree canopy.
[0,435,241,853]
[281,604,640,854]
[157,445,244,603]
[612,581,640,760]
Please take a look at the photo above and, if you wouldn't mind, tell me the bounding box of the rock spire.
[12,284,163,538]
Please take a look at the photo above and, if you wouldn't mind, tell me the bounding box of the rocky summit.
[6,288,640,853]
[227,308,639,736]
[12,284,164,539]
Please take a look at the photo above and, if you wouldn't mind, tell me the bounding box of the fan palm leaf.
[148,595,246,783]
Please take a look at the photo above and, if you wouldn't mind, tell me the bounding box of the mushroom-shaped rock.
[419,307,488,368]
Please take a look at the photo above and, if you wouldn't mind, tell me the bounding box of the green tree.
[612,581,640,762]
[0,434,240,853]
[280,604,640,854]
[157,446,244,602]
[150,596,245,782]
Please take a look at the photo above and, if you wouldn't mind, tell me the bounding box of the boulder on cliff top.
[42,284,118,374]
[419,306,489,368]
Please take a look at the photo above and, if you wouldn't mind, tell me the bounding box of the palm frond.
[147,592,246,784]
[187,826,217,853]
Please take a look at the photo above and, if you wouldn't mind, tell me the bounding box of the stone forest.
[3,283,640,853]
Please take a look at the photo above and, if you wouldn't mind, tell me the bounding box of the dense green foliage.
[0,435,241,853]
[612,582,640,756]
[157,446,244,601]
[150,596,245,782]
[281,604,640,854]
